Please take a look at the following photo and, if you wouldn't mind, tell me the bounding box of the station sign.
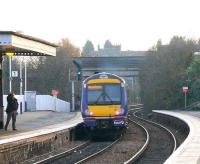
[182,86,188,93]
[51,89,59,96]
[12,71,18,77]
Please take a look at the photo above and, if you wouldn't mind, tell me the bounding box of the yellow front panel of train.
[87,78,121,84]
[88,105,121,116]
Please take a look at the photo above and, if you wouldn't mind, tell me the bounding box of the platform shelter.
[0,31,57,129]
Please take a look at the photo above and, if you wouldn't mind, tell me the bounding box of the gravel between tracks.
[83,121,146,164]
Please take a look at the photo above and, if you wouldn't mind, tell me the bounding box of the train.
[81,72,128,131]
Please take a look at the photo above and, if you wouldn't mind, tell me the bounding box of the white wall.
[3,95,70,113]
[36,95,70,112]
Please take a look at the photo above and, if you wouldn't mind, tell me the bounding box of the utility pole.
[72,81,75,112]
[182,86,188,109]
[20,58,23,95]
[185,92,187,109]
[69,68,75,112]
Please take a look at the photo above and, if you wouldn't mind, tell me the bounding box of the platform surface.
[154,110,200,164]
[0,111,82,144]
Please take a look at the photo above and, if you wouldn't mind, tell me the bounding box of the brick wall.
[0,129,71,164]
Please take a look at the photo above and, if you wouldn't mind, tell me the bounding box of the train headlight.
[115,108,125,115]
[85,109,94,116]
[89,111,94,116]
[115,110,120,115]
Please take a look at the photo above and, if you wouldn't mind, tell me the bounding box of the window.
[87,84,121,105]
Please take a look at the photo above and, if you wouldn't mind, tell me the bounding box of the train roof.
[83,72,125,84]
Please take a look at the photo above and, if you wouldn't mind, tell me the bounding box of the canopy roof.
[0,31,57,56]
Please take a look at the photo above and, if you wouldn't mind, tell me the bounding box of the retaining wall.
[0,129,72,164]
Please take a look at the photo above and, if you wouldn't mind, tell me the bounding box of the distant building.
[84,40,146,57]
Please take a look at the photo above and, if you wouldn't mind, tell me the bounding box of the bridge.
[73,56,145,78]
[73,56,145,104]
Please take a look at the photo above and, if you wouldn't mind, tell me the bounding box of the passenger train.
[81,72,128,131]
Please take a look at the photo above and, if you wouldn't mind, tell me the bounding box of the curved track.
[75,138,120,164]
[33,105,177,164]
[82,118,148,164]
[128,108,177,164]
[123,118,149,164]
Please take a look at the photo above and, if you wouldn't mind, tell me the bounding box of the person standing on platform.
[5,93,18,131]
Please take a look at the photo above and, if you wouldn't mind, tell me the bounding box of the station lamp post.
[6,52,14,93]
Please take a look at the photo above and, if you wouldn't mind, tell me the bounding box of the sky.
[1,0,200,51]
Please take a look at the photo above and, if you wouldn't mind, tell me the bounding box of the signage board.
[182,87,188,93]
[51,89,59,96]
[12,71,18,77]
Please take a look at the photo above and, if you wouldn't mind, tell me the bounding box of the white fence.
[3,95,70,113]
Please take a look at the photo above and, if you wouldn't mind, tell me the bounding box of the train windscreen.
[87,84,121,105]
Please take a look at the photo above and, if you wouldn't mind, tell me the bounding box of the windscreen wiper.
[104,92,114,104]
[94,92,114,105]
[94,92,104,105]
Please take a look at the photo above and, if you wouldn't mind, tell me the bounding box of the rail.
[34,141,90,164]
[75,137,121,164]
[124,118,150,164]
[125,108,177,163]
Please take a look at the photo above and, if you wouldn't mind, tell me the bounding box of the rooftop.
[0,31,58,56]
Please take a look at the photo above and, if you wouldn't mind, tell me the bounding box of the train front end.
[81,73,127,130]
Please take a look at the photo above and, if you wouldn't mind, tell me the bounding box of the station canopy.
[0,31,57,56]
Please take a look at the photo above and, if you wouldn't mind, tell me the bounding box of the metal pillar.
[72,81,75,111]
[9,56,12,93]
[185,92,187,109]
[0,53,4,129]
[24,61,27,112]
[24,61,27,92]
[131,77,134,103]
[69,69,75,112]
[20,59,23,95]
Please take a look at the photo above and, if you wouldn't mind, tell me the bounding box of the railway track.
[129,108,177,164]
[32,105,178,164]
[33,138,120,164]
[82,118,148,164]
[33,119,148,164]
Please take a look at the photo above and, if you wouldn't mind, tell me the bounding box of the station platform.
[0,111,83,163]
[0,111,82,140]
[154,110,200,164]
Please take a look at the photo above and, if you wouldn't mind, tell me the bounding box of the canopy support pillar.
[0,53,3,129]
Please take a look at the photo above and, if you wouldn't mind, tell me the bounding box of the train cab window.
[87,85,103,104]
[104,85,121,102]
[87,84,121,105]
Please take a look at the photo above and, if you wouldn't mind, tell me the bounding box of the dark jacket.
[6,96,18,113]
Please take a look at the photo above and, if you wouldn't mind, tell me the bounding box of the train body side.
[81,73,128,130]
